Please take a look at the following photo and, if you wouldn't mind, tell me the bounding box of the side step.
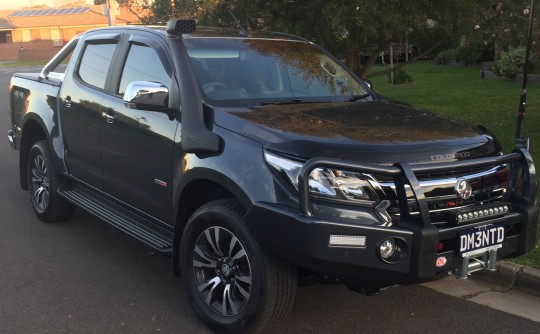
[58,184,174,252]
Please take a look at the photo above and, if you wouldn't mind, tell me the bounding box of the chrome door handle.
[101,111,116,124]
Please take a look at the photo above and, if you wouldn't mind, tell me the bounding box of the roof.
[0,10,12,30]
[3,5,140,29]
[189,27,306,41]
[75,23,307,42]
[10,7,91,17]
[138,25,306,41]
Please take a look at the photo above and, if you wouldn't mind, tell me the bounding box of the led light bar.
[452,204,510,225]
[329,235,366,247]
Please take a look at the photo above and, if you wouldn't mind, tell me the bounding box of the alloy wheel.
[192,226,252,316]
[30,153,50,212]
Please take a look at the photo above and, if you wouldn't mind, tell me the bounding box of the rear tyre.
[27,140,75,222]
[180,199,297,333]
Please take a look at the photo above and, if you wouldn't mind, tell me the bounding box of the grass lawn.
[0,61,48,67]
[369,61,540,269]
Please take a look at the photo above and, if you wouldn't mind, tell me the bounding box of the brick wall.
[0,40,59,62]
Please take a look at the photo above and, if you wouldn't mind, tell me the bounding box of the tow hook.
[452,249,498,279]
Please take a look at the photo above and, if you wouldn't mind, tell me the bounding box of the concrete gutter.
[472,261,540,297]
[424,268,540,323]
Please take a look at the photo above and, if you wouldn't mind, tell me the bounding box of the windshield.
[184,38,369,107]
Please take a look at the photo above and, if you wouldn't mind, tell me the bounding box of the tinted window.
[118,43,172,96]
[78,43,116,89]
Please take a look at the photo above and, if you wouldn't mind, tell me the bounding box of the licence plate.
[459,224,505,257]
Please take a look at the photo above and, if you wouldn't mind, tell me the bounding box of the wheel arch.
[19,118,48,190]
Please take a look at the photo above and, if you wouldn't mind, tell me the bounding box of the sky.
[0,0,94,11]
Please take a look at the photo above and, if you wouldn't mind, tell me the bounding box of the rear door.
[59,32,121,189]
[99,31,178,222]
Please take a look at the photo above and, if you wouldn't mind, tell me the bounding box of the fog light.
[329,235,366,247]
[378,238,408,264]
[379,239,396,259]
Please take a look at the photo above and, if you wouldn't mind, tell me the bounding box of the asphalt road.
[1,66,539,333]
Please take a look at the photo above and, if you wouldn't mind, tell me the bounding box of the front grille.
[379,165,509,227]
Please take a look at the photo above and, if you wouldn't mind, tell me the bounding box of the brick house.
[0,5,141,62]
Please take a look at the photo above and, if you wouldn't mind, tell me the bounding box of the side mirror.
[123,81,169,112]
[364,79,373,89]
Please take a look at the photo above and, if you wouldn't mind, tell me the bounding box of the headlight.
[264,152,380,204]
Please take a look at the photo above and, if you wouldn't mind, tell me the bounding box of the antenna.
[516,0,535,150]
[228,9,251,37]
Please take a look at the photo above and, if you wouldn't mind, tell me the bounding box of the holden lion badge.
[455,178,472,200]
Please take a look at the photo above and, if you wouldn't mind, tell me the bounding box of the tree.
[143,1,496,77]
[223,0,496,77]
[116,0,154,23]
[471,1,532,60]
[140,0,221,24]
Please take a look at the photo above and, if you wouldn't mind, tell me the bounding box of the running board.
[58,184,174,252]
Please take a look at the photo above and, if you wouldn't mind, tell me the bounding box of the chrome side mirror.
[123,81,169,112]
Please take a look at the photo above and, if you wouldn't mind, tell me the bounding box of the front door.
[100,35,178,222]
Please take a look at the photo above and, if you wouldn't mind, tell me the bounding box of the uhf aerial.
[516,0,535,150]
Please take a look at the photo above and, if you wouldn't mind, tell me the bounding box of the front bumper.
[246,149,538,288]
[247,201,538,288]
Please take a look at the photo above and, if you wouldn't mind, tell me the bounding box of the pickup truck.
[7,19,538,333]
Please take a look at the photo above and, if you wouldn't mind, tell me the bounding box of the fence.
[0,40,59,62]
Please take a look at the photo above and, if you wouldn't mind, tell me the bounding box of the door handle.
[64,96,72,108]
[101,110,116,124]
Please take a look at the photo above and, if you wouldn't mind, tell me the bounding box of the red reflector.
[447,201,457,207]
[436,256,447,268]
[438,242,444,251]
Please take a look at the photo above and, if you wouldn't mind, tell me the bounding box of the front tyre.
[27,140,75,222]
[180,199,297,333]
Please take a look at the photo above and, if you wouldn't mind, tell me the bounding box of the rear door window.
[78,43,117,89]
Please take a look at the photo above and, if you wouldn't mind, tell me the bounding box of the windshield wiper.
[346,93,371,102]
[260,99,330,106]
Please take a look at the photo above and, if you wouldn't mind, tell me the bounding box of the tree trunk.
[345,49,359,72]
[358,46,384,79]
[494,40,502,61]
